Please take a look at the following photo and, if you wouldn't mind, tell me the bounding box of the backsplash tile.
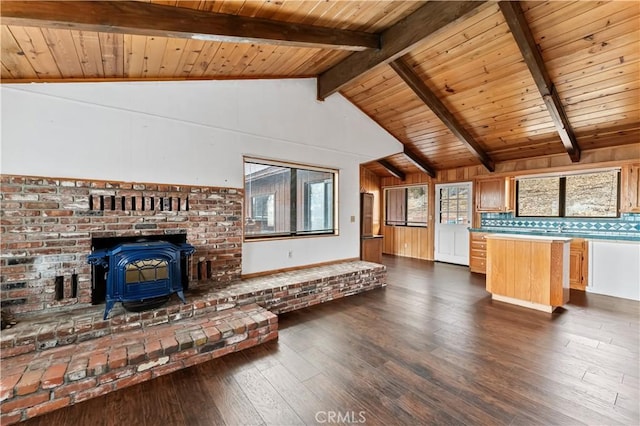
[480,212,640,240]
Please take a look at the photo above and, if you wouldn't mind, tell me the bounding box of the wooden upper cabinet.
[621,163,640,213]
[475,177,514,212]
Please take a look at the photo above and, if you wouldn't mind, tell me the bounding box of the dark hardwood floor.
[24,255,639,425]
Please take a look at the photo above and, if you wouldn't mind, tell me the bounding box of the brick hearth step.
[0,304,277,425]
[1,261,386,358]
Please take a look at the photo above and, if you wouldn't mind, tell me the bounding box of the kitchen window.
[244,159,337,239]
[385,185,428,227]
[517,169,619,217]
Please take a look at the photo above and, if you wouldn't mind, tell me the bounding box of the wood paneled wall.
[361,145,640,262]
[379,173,434,260]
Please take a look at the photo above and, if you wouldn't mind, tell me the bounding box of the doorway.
[434,182,472,265]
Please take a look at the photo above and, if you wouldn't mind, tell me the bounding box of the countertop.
[484,233,572,243]
[468,227,639,242]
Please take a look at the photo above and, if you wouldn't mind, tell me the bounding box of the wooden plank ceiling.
[1,1,638,177]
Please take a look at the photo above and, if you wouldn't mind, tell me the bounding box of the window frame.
[515,169,621,218]
[303,180,333,232]
[244,158,339,240]
[437,184,471,225]
[384,184,428,227]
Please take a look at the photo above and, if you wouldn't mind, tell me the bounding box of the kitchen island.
[486,234,572,313]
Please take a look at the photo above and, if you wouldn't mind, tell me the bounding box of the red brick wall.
[0,175,243,316]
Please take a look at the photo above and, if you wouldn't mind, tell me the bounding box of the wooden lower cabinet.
[469,232,487,274]
[486,234,571,312]
[569,239,588,291]
[361,236,383,263]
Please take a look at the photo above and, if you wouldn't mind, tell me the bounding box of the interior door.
[435,182,472,265]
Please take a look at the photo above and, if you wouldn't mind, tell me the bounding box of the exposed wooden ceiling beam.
[499,1,581,162]
[389,59,495,172]
[317,1,486,100]
[377,159,406,181]
[0,1,379,51]
[403,147,436,178]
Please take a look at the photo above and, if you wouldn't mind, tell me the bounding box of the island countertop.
[485,233,573,243]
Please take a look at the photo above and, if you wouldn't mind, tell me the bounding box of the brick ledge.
[0,304,277,424]
[1,261,385,358]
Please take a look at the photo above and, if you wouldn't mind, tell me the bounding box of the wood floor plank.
[232,366,303,425]
[381,359,514,425]
[267,340,321,382]
[260,362,327,425]
[198,359,265,426]
[170,367,226,425]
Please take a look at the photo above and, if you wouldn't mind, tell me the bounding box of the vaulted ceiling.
[2,1,639,177]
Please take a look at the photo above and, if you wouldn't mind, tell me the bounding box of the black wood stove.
[88,241,194,319]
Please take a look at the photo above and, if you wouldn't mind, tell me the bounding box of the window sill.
[244,232,339,243]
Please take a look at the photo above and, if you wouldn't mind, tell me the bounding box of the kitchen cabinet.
[361,192,374,236]
[621,163,640,213]
[469,232,487,274]
[361,236,383,263]
[486,234,571,312]
[569,239,588,291]
[475,176,514,212]
[360,192,383,263]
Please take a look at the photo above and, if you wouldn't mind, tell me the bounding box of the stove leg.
[176,290,186,304]
[103,300,115,320]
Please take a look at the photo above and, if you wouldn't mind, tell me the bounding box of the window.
[439,185,469,225]
[565,172,618,217]
[244,159,337,238]
[517,177,560,217]
[384,185,427,227]
[517,169,619,218]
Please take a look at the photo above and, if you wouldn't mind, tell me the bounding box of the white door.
[435,182,472,265]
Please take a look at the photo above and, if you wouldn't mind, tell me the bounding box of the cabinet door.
[487,238,514,296]
[361,193,374,236]
[476,178,506,212]
[361,238,383,263]
[621,164,640,213]
[569,239,588,290]
[569,250,584,290]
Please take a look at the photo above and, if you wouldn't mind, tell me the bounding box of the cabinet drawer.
[570,239,586,251]
[470,256,486,273]
[471,241,486,250]
[471,249,486,258]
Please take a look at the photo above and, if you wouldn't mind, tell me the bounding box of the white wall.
[0,79,402,274]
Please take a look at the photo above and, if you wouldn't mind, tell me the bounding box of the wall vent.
[89,194,189,212]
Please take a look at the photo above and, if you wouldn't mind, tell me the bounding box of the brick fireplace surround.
[0,175,386,424]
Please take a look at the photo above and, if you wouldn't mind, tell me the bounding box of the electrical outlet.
[350,215,356,223]
[288,250,293,258]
